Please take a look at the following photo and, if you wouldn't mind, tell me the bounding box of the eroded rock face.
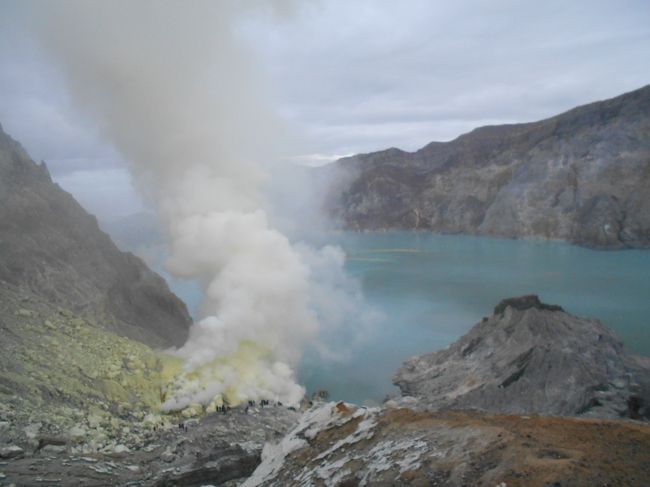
[393,295,650,419]
[0,124,191,348]
[243,402,650,487]
[326,84,650,249]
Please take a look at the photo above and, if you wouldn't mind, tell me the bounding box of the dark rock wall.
[328,85,650,249]
[0,124,191,348]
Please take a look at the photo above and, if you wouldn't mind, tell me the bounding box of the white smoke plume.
[29,0,358,408]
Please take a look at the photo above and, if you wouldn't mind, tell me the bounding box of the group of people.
[246,399,271,407]
[163,396,295,433]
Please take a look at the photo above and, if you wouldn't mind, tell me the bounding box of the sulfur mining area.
[0,282,302,487]
[0,124,303,486]
[1,283,177,443]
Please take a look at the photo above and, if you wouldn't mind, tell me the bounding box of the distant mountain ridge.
[0,123,191,348]
[327,84,650,249]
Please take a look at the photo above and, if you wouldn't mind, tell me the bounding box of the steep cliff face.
[0,124,191,348]
[393,295,650,420]
[328,85,650,249]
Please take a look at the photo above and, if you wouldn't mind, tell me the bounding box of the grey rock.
[160,450,175,463]
[393,295,650,419]
[243,402,650,487]
[41,444,67,454]
[326,84,650,249]
[0,445,24,459]
[1,406,299,487]
[0,123,191,347]
[154,443,260,487]
[35,436,68,453]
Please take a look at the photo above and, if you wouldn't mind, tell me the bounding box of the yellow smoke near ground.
[161,341,304,411]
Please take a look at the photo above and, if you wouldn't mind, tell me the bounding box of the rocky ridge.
[0,123,191,348]
[393,295,650,419]
[327,84,650,249]
[242,401,650,487]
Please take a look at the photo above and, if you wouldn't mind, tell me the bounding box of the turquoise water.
[167,233,650,405]
[297,233,650,404]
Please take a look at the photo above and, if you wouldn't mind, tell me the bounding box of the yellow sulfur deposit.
[160,340,304,411]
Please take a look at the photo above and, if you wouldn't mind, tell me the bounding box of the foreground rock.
[0,123,191,348]
[394,295,650,419]
[0,406,299,487]
[244,402,650,486]
[326,84,650,249]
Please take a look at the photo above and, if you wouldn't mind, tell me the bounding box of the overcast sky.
[1,0,649,220]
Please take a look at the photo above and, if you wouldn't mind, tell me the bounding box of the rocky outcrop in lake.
[327,84,650,249]
[0,123,191,348]
[393,295,650,419]
[243,296,650,486]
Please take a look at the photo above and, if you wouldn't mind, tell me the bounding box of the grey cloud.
[242,0,650,154]
[0,0,649,218]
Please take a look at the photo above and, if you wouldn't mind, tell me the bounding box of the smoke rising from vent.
[31,1,360,408]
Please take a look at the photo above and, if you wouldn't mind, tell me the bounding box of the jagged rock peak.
[493,294,564,315]
[0,123,192,348]
[393,296,650,420]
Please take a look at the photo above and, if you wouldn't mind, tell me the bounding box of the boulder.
[0,445,24,459]
[154,444,260,487]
